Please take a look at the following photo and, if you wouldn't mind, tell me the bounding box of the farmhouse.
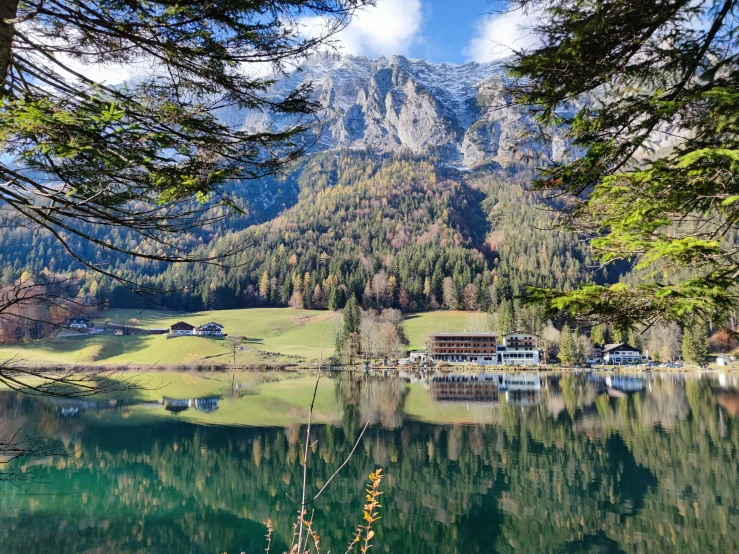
[603,343,642,365]
[67,316,94,330]
[169,321,195,337]
[194,322,224,337]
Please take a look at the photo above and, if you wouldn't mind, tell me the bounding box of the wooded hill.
[0,150,611,315]
[0,150,614,317]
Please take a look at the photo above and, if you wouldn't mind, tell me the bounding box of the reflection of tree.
[1,377,739,553]
[335,375,408,430]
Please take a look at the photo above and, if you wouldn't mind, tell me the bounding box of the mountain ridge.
[237,54,566,169]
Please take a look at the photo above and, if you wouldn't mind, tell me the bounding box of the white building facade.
[602,343,642,365]
[195,322,224,337]
[499,332,540,366]
[428,331,540,366]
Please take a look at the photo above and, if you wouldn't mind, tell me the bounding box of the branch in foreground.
[0,357,144,398]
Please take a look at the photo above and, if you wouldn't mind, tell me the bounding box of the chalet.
[194,322,224,337]
[114,329,124,336]
[603,343,642,365]
[501,331,540,366]
[67,316,94,330]
[169,321,195,337]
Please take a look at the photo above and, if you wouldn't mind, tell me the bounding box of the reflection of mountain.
[1,376,739,554]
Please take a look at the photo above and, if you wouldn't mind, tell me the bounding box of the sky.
[55,0,539,86]
[334,0,541,64]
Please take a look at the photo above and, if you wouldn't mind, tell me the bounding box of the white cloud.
[464,8,542,63]
[341,0,423,56]
[302,0,423,58]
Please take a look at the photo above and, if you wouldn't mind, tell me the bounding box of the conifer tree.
[496,299,516,336]
[559,324,576,365]
[590,324,605,346]
[682,326,696,364]
[511,0,739,331]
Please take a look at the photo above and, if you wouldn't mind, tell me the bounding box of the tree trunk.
[0,0,19,85]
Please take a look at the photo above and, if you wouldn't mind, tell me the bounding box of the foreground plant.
[507,0,739,332]
[344,469,383,554]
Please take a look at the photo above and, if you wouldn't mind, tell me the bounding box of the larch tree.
[507,0,739,333]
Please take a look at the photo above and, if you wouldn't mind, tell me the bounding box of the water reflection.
[164,396,220,414]
[0,372,738,554]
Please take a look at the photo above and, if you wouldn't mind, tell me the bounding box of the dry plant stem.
[297,367,321,554]
[308,418,370,505]
[264,519,273,554]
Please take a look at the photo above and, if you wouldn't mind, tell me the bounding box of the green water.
[1,372,738,553]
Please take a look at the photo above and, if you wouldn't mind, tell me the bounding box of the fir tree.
[496,299,516,336]
[590,324,606,346]
[559,325,576,365]
[513,0,739,330]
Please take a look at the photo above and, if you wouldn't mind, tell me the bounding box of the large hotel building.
[427,331,540,366]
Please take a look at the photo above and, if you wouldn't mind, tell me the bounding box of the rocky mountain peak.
[239,53,563,168]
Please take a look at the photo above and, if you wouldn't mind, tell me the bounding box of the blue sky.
[334,0,539,64]
[63,1,536,85]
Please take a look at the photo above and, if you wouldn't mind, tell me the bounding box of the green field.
[0,308,480,366]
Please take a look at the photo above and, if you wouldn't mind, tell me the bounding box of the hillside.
[0,308,477,365]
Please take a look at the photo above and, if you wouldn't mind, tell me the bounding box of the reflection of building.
[163,397,190,413]
[502,373,542,406]
[605,376,644,393]
[603,343,642,365]
[189,397,219,412]
[163,396,220,414]
[502,373,541,391]
[169,321,195,337]
[506,389,542,406]
[195,322,224,337]
[430,374,499,404]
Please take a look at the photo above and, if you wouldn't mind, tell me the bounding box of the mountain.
[238,54,567,169]
[0,55,609,338]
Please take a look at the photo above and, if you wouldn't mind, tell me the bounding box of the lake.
[1,371,738,553]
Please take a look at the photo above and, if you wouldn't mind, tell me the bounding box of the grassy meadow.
[0,308,481,366]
